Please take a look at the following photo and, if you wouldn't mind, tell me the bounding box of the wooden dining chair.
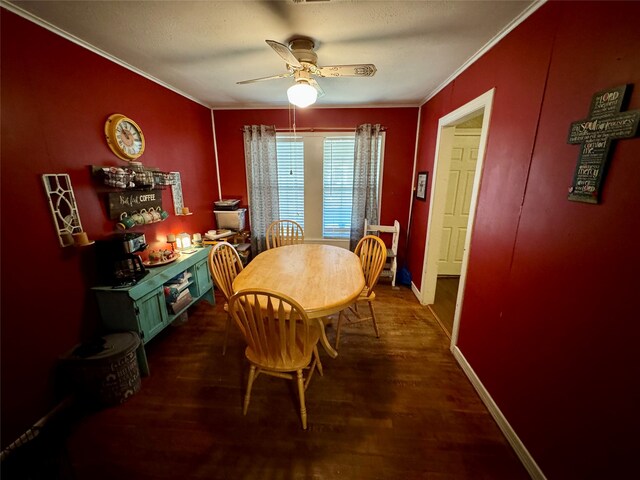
[228,288,324,430]
[335,235,387,349]
[208,241,244,355]
[266,219,304,249]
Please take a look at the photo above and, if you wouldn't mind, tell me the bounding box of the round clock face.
[105,114,146,161]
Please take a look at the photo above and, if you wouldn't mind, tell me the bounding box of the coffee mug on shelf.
[159,208,170,220]
[140,209,153,224]
[150,208,161,222]
[131,211,145,225]
[117,212,137,230]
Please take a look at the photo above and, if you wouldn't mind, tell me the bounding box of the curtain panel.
[243,125,279,254]
[350,123,382,250]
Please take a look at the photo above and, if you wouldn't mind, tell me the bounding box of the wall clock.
[104,113,146,161]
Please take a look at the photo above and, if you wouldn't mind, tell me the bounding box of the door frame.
[420,89,494,346]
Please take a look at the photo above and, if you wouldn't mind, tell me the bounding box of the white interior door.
[438,131,480,275]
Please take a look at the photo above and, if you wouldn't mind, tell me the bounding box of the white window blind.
[323,137,355,238]
[276,137,305,228]
[275,132,383,243]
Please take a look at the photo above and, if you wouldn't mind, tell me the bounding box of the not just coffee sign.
[107,189,163,219]
[567,84,640,204]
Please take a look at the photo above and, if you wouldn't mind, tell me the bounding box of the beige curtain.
[350,123,381,250]
[243,125,279,254]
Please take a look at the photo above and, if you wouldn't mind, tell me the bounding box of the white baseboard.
[451,346,546,480]
[0,396,74,461]
[410,281,422,303]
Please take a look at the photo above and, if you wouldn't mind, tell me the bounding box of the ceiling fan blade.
[317,64,377,78]
[266,40,302,68]
[236,72,293,84]
[308,78,325,97]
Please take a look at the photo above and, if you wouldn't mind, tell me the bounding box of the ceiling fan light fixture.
[287,81,318,108]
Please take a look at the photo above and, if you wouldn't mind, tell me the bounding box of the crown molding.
[1,0,209,108]
[419,0,548,106]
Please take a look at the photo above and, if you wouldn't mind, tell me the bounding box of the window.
[276,132,384,243]
[323,137,355,238]
[275,137,305,228]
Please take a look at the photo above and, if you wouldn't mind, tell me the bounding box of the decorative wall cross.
[567,84,639,203]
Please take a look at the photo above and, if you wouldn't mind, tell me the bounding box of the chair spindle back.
[266,220,304,249]
[208,241,244,301]
[354,235,387,297]
[229,289,314,366]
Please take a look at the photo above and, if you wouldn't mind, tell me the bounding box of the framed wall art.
[416,171,428,201]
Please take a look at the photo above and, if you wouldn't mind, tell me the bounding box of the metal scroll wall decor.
[42,174,84,247]
[567,84,640,204]
[170,171,184,215]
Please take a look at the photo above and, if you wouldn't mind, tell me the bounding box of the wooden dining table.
[232,243,365,357]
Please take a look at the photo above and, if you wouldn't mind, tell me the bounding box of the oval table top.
[233,243,365,319]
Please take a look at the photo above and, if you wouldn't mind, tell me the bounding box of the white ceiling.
[5,0,539,109]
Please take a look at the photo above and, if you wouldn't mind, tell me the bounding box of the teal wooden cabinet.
[92,247,214,375]
[137,288,168,341]
[193,256,213,297]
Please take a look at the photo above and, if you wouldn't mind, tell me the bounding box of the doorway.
[430,126,482,337]
[420,89,494,346]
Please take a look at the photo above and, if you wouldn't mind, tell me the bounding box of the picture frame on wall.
[416,171,428,201]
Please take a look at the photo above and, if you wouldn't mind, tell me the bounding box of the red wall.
[213,107,418,265]
[407,1,640,477]
[1,11,218,445]
[0,10,418,446]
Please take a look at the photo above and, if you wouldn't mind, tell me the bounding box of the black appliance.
[96,232,149,287]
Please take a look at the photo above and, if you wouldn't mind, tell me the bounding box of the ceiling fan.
[237,38,377,107]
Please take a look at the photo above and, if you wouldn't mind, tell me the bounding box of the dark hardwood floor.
[58,285,527,479]
[430,276,460,338]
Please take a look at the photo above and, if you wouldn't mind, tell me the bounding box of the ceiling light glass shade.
[287,82,318,108]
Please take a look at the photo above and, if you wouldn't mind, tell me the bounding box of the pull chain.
[291,106,296,175]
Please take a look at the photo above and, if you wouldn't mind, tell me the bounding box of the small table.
[232,244,365,356]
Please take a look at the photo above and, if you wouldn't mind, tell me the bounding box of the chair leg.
[296,370,307,430]
[313,345,323,377]
[243,365,257,416]
[304,346,323,390]
[222,314,231,355]
[335,310,345,350]
[305,355,317,391]
[368,300,380,338]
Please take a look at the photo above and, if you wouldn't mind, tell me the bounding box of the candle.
[73,232,89,246]
[182,206,190,215]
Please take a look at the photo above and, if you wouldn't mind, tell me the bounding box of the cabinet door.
[136,288,168,343]
[194,258,213,297]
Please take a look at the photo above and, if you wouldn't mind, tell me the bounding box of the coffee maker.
[96,232,148,286]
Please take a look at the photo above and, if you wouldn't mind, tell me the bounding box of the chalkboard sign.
[107,189,163,219]
[567,84,640,204]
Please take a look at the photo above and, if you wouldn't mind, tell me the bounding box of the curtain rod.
[240,126,387,132]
